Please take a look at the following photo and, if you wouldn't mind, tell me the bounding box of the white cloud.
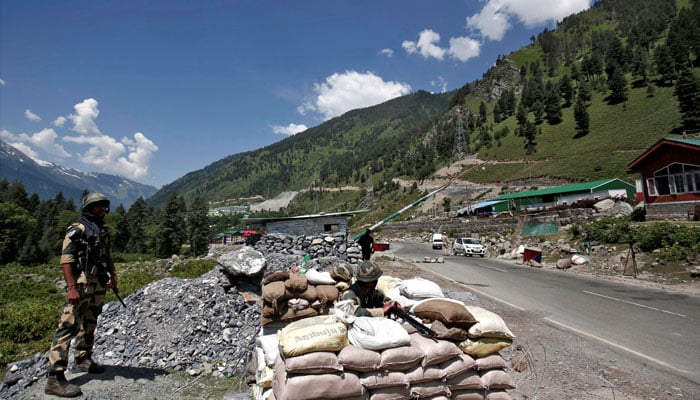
[467,0,591,40]
[64,131,158,179]
[0,79,5,85]
[378,48,394,57]
[8,141,40,159]
[448,37,481,61]
[69,98,101,135]
[430,76,448,93]
[53,116,67,127]
[299,70,411,120]
[1,129,17,141]
[27,128,71,158]
[25,109,41,121]
[402,29,446,60]
[272,123,308,136]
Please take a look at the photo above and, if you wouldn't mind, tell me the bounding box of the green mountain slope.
[150,0,700,213]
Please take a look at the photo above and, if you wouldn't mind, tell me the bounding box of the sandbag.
[315,284,340,307]
[458,337,512,358]
[285,273,308,293]
[405,364,446,384]
[296,285,317,302]
[480,370,516,390]
[262,301,288,318]
[447,370,484,391]
[399,277,444,299]
[379,344,424,371]
[440,353,476,379]
[348,316,410,351]
[474,354,508,371]
[451,390,485,400]
[485,389,513,400]
[412,298,476,328]
[359,370,409,389]
[409,381,451,399]
[338,345,380,372]
[283,351,343,374]
[262,281,287,306]
[430,320,470,342]
[287,298,310,311]
[465,306,515,340]
[376,275,402,296]
[262,270,289,285]
[279,307,319,323]
[410,333,462,366]
[305,268,336,285]
[256,334,279,366]
[278,315,348,357]
[273,355,365,400]
[368,386,411,400]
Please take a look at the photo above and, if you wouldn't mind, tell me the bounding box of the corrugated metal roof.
[457,200,507,214]
[666,137,700,146]
[491,179,633,200]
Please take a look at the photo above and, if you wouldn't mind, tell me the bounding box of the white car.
[453,237,485,257]
[431,233,443,250]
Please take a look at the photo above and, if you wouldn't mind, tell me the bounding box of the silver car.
[453,237,485,257]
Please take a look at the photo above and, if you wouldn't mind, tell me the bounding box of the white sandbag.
[399,277,444,299]
[377,275,403,296]
[257,334,280,366]
[387,286,416,309]
[305,268,336,285]
[348,316,411,351]
[465,306,515,339]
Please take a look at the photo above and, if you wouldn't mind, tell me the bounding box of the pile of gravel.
[0,265,262,399]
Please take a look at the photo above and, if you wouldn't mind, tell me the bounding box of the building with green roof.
[489,179,636,212]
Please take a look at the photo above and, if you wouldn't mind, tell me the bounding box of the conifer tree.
[188,196,210,256]
[674,67,700,129]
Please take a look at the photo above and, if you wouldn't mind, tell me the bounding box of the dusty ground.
[15,253,699,400]
[377,254,699,400]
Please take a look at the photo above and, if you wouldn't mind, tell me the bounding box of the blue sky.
[0,0,591,189]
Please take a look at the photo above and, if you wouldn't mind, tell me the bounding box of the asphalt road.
[390,241,700,385]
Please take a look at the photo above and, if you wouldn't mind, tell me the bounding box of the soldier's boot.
[45,372,82,397]
[72,356,106,373]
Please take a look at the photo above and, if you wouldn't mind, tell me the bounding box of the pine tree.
[126,197,149,254]
[188,196,210,256]
[607,68,628,104]
[674,67,700,129]
[574,97,590,138]
[155,193,187,258]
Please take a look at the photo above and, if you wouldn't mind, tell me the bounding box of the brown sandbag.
[485,389,513,400]
[451,390,485,400]
[458,337,512,358]
[404,364,446,384]
[368,386,411,400]
[262,270,289,284]
[409,381,451,399]
[273,355,365,400]
[338,345,381,372]
[262,281,287,306]
[480,370,516,390]
[441,353,476,379]
[279,307,319,323]
[296,285,317,302]
[474,354,508,371]
[359,370,409,389]
[379,345,424,371]
[410,333,463,366]
[412,298,477,328]
[285,273,308,293]
[262,300,288,318]
[447,370,484,391]
[283,351,343,374]
[431,320,470,342]
[315,284,340,307]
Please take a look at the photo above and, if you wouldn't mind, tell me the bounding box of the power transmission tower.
[360,165,374,208]
[454,107,466,160]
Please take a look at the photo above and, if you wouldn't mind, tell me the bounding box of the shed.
[490,179,636,212]
[243,211,364,236]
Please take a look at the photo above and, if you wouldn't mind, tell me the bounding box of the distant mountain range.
[0,140,158,207]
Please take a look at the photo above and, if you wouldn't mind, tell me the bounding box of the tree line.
[0,179,239,266]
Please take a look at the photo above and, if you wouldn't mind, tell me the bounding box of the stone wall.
[253,231,364,263]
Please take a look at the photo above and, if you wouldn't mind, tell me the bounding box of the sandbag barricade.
[253,271,516,400]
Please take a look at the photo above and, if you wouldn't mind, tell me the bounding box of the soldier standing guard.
[45,193,117,397]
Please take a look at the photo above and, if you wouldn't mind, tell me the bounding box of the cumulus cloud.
[25,109,41,121]
[402,29,446,60]
[0,79,5,85]
[8,141,40,160]
[403,29,481,62]
[53,116,67,127]
[378,48,394,57]
[430,76,448,93]
[467,0,591,41]
[272,123,308,136]
[69,98,101,135]
[27,128,71,158]
[299,70,411,120]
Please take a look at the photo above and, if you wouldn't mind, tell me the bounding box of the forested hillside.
[149,0,700,212]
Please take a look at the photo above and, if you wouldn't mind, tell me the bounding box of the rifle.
[386,304,436,338]
[97,269,127,308]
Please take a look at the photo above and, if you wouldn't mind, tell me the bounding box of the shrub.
[171,259,218,279]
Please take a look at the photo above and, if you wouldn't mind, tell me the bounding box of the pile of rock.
[253,232,364,263]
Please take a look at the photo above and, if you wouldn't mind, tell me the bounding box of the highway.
[390,241,700,385]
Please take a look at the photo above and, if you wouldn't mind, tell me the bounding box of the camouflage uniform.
[341,260,390,317]
[47,208,114,374]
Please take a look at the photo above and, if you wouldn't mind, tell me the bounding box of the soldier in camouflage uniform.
[342,260,396,317]
[45,193,117,397]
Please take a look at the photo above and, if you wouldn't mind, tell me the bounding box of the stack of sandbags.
[260,269,342,326]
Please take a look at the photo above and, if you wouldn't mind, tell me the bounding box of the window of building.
[650,163,700,196]
[324,223,340,232]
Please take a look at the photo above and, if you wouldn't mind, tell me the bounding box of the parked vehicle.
[431,233,443,250]
[453,237,485,257]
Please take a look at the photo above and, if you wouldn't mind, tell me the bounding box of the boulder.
[217,246,267,276]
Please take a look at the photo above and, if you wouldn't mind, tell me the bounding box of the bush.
[171,259,218,279]
[583,217,632,243]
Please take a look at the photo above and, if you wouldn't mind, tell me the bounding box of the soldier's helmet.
[81,192,111,212]
[356,260,383,282]
[331,262,354,282]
